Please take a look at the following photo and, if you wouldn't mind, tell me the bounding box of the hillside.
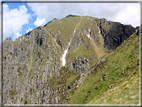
[1,15,139,105]
[65,33,139,104]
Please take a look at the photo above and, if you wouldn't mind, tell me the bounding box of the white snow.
[86,34,91,38]
[62,48,68,66]
[61,41,72,66]
[86,29,91,38]
[88,29,90,32]
[74,28,77,33]
[61,28,76,66]
[97,25,101,34]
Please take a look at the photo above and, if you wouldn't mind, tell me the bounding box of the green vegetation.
[43,67,80,103]
[46,67,79,89]
[44,16,81,47]
[10,89,16,96]
[9,88,16,100]
[77,16,94,30]
[39,51,41,58]
[66,34,139,104]
[26,40,29,45]
[13,39,22,46]
[17,67,22,76]
[68,34,98,65]
[89,73,139,104]
[29,69,34,76]
[24,99,33,104]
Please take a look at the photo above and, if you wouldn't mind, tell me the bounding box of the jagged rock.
[95,18,135,50]
[68,86,71,90]
[72,56,90,74]
[96,57,107,66]
[103,74,106,81]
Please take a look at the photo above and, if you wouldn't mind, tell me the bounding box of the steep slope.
[65,33,139,104]
[2,15,138,104]
[66,16,135,74]
[3,26,62,104]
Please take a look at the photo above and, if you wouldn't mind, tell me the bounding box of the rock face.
[95,18,135,50]
[2,15,137,104]
[2,26,62,104]
[72,56,90,74]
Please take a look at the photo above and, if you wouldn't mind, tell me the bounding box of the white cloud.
[13,32,21,40]
[28,3,140,27]
[34,17,46,27]
[28,3,61,25]
[112,3,140,27]
[3,4,31,41]
[26,27,32,33]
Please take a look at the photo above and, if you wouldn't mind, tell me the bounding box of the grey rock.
[72,56,90,74]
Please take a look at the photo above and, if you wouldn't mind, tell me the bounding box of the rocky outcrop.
[68,29,83,50]
[95,18,135,50]
[2,26,62,104]
[72,56,90,75]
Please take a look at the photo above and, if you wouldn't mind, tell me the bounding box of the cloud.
[13,32,21,40]
[26,27,33,33]
[28,3,140,27]
[3,4,31,41]
[34,17,46,27]
[28,3,62,24]
[112,3,140,27]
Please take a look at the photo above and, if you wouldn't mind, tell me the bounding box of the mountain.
[1,15,139,104]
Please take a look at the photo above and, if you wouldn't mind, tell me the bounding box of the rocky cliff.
[1,15,138,104]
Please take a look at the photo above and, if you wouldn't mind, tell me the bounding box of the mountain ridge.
[1,15,139,104]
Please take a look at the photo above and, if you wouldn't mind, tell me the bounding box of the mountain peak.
[2,15,139,105]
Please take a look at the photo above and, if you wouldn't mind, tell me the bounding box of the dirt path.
[88,24,107,59]
[72,17,82,38]
[50,33,62,53]
[89,37,106,59]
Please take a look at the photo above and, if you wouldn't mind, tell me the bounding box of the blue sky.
[3,2,37,40]
[8,3,37,31]
[2,2,140,41]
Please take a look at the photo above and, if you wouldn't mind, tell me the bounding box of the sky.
[1,1,141,41]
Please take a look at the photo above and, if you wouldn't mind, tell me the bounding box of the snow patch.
[97,25,101,34]
[86,29,91,38]
[86,34,91,38]
[61,28,76,66]
[74,28,77,33]
[62,48,69,66]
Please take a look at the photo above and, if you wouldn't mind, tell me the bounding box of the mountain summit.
[2,15,139,104]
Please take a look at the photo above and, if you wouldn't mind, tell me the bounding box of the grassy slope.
[66,34,139,104]
[44,16,81,48]
[67,16,108,65]
[44,16,110,66]
[43,67,80,103]
[68,34,97,65]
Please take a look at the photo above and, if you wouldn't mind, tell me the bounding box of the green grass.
[10,89,16,96]
[42,67,80,103]
[9,88,16,100]
[68,34,98,65]
[89,72,139,104]
[44,16,81,47]
[13,39,22,46]
[66,34,139,104]
[45,67,78,89]
[26,40,29,45]
[76,16,94,30]
[24,99,33,104]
